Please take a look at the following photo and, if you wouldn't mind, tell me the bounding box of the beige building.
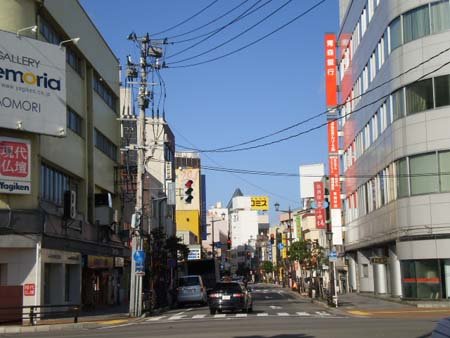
[0,0,129,310]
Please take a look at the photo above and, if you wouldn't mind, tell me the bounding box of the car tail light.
[232,293,244,298]
[209,293,220,298]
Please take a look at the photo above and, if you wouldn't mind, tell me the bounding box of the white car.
[177,275,207,307]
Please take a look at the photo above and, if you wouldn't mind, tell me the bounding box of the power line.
[164,0,253,40]
[166,0,283,61]
[151,0,221,37]
[176,47,450,153]
[166,0,328,68]
[169,0,273,45]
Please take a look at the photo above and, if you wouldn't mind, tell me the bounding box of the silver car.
[177,275,207,307]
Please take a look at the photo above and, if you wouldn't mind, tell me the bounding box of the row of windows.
[339,0,381,81]
[40,16,84,76]
[340,1,450,128]
[93,74,117,111]
[342,73,450,172]
[67,106,83,136]
[95,128,118,161]
[40,163,78,206]
[344,150,450,224]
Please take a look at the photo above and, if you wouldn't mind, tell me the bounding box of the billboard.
[0,29,66,136]
[324,33,337,107]
[250,196,269,211]
[313,181,326,229]
[299,163,325,199]
[0,137,31,194]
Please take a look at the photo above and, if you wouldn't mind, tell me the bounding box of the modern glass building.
[338,0,450,299]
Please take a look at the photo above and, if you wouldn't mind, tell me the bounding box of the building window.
[67,107,83,136]
[403,5,430,44]
[0,264,7,285]
[95,129,118,161]
[434,75,450,107]
[439,151,450,192]
[65,265,71,302]
[391,88,405,121]
[431,1,450,34]
[93,74,117,112]
[66,47,83,76]
[410,153,439,195]
[397,158,409,198]
[402,260,441,299]
[40,163,76,206]
[39,16,61,45]
[389,17,402,51]
[361,264,369,278]
[405,78,433,115]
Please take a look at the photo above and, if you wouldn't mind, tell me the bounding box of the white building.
[338,0,450,299]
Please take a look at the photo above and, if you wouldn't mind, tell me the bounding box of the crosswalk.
[144,310,341,322]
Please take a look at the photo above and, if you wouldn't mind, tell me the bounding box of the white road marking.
[277,312,290,316]
[296,312,311,316]
[214,314,226,318]
[99,323,134,330]
[257,313,269,316]
[235,313,247,318]
[270,305,282,309]
[316,311,331,316]
[192,314,207,319]
[185,308,193,312]
[175,311,185,315]
[147,316,165,321]
[169,315,186,320]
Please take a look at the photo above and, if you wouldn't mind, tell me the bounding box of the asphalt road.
[3,284,436,338]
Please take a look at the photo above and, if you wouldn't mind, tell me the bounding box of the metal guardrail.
[0,304,80,326]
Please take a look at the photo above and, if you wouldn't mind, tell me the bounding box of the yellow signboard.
[250,196,269,211]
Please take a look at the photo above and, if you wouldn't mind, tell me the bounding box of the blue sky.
[79,0,339,218]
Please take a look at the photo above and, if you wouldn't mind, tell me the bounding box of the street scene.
[2,0,450,337]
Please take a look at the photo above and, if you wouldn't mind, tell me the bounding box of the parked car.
[207,282,253,315]
[177,275,207,307]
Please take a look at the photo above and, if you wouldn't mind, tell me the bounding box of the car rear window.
[213,282,242,292]
[179,277,200,287]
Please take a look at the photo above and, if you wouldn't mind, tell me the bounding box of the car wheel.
[210,309,216,315]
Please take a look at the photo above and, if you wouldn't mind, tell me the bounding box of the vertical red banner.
[327,120,338,153]
[313,182,326,229]
[324,33,337,107]
[328,156,341,209]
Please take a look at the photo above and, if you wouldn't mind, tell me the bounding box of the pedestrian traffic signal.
[184,179,194,203]
[270,233,275,245]
[227,238,231,250]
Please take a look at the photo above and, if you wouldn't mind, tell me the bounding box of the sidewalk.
[0,304,139,335]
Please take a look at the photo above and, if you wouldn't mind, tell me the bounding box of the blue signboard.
[134,250,145,274]
[268,244,273,260]
[329,250,337,262]
[278,243,284,250]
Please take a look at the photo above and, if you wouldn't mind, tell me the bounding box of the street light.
[209,212,225,260]
[59,37,80,48]
[16,25,37,37]
[274,202,294,288]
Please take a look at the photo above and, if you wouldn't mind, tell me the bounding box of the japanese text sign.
[324,33,337,107]
[0,137,31,194]
[313,182,326,229]
[328,156,341,209]
[24,283,35,296]
[327,120,339,154]
[251,196,269,211]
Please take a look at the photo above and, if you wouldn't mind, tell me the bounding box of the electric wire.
[166,0,328,68]
[176,46,450,153]
[167,0,294,64]
[164,0,253,40]
[151,0,221,37]
[169,0,273,45]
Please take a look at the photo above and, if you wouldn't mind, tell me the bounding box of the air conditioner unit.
[95,206,114,225]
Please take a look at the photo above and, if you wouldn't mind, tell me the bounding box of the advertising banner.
[328,156,341,209]
[0,30,66,136]
[250,196,269,211]
[313,182,326,229]
[324,33,337,107]
[0,137,31,194]
[327,120,338,154]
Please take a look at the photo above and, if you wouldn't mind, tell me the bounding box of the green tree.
[288,240,311,264]
[261,260,273,273]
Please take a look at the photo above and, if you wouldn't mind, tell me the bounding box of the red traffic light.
[185,180,193,188]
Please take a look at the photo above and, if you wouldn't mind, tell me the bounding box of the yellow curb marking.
[348,309,450,316]
[97,319,129,325]
[347,311,370,316]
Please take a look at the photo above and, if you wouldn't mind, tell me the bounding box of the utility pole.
[129,33,150,318]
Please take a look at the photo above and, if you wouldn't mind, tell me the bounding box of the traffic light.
[184,179,194,203]
[227,238,231,250]
[270,233,275,245]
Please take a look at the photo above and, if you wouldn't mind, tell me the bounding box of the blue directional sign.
[322,201,329,209]
[214,242,222,248]
[134,250,145,274]
[328,250,337,262]
[278,243,284,250]
[311,201,317,209]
